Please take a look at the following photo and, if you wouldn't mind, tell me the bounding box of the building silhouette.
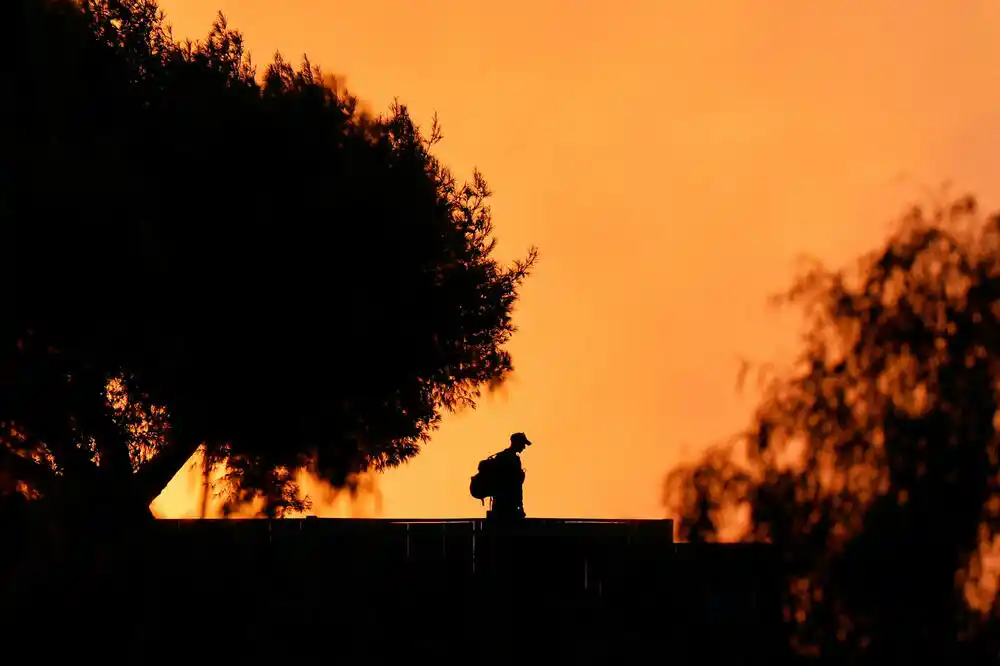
[125,518,782,663]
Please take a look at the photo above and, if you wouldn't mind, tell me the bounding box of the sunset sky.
[150,0,1000,521]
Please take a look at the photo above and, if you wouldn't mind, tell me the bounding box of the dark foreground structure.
[147,518,780,663]
[7,517,782,663]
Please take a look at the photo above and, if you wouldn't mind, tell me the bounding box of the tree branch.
[0,446,58,497]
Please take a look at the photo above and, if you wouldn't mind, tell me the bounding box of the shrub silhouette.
[666,194,1000,663]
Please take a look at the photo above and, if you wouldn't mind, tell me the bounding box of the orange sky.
[150,0,1000,520]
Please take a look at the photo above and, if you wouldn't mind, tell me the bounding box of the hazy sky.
[151,0,1000,520]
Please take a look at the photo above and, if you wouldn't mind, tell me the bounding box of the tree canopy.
[665,195,1000,663]
[4,0,537,521]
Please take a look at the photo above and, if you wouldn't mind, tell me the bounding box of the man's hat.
[511,432,531,446]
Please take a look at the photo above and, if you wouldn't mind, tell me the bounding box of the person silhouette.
[486,432,531,520]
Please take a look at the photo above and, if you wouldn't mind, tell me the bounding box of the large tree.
[4,0,536,525]
[665,195,1000,663]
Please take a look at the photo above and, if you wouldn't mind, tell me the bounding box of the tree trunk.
[3,465,160,649]
[135,435,203,508]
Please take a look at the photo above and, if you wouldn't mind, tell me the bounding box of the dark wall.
[5,517,782,663]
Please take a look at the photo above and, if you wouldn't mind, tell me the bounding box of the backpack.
[469,453,503,503]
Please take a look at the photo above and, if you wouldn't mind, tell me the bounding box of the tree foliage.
[4,0,537,520]
[665,195,1000,663]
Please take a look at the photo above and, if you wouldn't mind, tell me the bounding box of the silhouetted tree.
[4,0,536,528]
[665,195,1000,663]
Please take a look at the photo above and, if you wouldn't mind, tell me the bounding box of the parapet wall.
[152,517,675,600]
[4,515,782,663]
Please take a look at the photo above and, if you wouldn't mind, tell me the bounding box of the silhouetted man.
[487,432,531,520]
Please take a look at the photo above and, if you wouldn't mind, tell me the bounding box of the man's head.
[510,432,532,453]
